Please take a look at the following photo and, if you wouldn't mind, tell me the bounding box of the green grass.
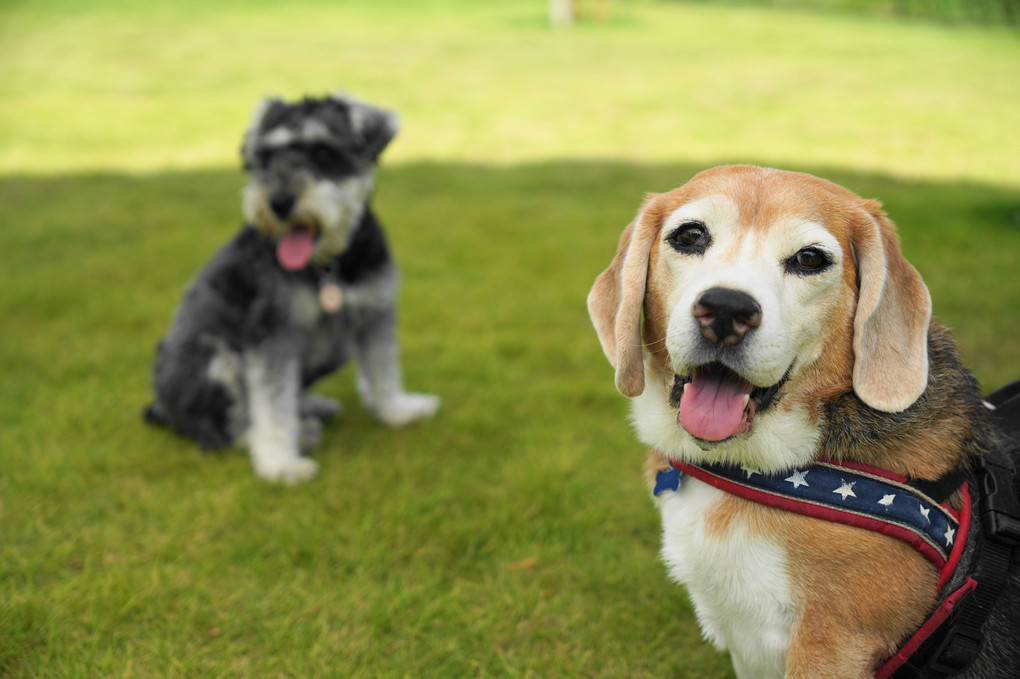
[1,1,1019,677]
[2,0,1019,184]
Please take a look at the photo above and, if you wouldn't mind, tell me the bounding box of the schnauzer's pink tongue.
[678,372,753,441]
[277,229,314,271]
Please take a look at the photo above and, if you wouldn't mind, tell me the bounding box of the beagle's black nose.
[692,287,762,346]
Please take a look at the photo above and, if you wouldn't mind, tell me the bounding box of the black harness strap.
[920,454,1017,677]
[894,381,1020,678]
[980,380,1020,550]
[910,468,970,506]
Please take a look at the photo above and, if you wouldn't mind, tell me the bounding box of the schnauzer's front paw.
[254,455,320,485]
[372,393,441,428]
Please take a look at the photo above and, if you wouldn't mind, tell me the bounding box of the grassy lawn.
[1,1,1019,677]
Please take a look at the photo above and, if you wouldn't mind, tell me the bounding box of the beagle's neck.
[819,323,992,481]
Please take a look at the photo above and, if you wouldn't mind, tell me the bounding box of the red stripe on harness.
[824,458,910,484]
[672,460,959,570]
[668,459,973,677]
[939,482,971,590]
[874,577,978,679]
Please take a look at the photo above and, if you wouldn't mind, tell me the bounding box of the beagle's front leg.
[785,613,884,679]
[244,341,319,484]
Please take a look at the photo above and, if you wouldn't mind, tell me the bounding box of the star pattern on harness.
[675,458,964,594]
[785,469,809,489]
[741,464,762,479]
[833,480,857,500]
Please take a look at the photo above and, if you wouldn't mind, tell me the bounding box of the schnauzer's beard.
[242,172,375,266]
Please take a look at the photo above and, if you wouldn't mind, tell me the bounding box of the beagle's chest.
[654,476,793,679]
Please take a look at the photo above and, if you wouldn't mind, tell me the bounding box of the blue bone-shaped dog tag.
[654,466,684,496]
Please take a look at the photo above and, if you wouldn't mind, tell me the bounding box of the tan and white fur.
[587,165,993,678]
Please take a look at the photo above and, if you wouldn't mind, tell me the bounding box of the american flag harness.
[653,381,1020,678]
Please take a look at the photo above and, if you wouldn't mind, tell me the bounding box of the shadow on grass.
[0,160,1017,678]
[1,159,1016,391]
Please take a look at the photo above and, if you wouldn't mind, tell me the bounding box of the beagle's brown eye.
[785,247,832,275]
[666,221,711,255]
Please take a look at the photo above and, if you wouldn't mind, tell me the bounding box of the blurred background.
[2,0,1018,183]
[2,1,1018,677]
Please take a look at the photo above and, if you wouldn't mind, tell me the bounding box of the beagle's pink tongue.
[678,372,753,441]
[277,229,314,271]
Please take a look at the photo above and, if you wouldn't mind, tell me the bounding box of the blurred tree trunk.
[550,0,610,27]
[550,0,573,27]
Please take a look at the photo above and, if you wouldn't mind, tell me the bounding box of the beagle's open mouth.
[276,221,321,271]
[670,362,786,442]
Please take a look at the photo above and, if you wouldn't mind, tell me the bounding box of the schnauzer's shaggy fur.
[144,92,440,484]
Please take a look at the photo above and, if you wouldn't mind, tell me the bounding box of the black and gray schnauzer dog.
[144,92,440,484]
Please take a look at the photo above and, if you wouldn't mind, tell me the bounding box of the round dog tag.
[319,283,344,312]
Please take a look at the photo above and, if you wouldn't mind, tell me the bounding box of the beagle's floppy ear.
[851,200,932,412]
[587,196,662,397]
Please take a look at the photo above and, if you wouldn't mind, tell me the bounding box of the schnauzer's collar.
[309,260,344,313]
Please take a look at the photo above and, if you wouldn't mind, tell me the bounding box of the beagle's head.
[588,165,932,468]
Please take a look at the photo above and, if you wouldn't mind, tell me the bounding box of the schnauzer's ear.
[333,91,400,162]
[240,96,285,169]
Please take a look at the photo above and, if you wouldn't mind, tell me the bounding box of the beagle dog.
[587,166,1018,678]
